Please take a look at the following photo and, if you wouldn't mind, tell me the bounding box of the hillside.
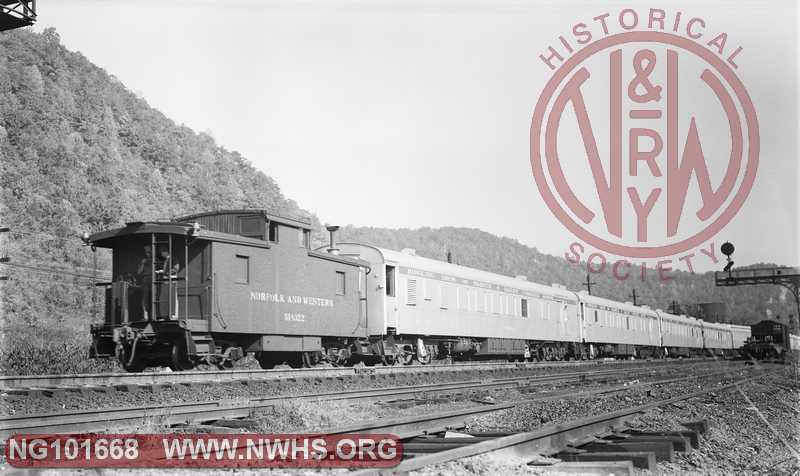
[0,28,311,373]
[0,28,794,374]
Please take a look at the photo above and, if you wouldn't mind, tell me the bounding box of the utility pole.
[0,226,8,281]
[582,273,596,295]
[629,288,639,306]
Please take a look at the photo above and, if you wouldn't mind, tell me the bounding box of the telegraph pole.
[629,288,639,306]
[0,226,8,281]
[582,273,596,295]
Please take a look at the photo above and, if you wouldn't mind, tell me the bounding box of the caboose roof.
[176,209,312,230]
[89,222,270,248]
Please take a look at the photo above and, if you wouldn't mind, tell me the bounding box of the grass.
[0,323,118,375]
[253,401,363,433]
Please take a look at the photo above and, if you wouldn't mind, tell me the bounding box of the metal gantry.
[715,267,800,331]
[0,1,35,31]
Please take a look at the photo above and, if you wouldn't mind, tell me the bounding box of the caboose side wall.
[210,241,364,338]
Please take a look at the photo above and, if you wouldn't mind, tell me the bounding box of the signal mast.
[714,242,800,332]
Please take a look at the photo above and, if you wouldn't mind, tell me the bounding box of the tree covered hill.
[0,28,793,373]
[0,28,309,372]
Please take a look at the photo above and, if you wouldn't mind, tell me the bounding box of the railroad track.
[0,360,743,439]
[0,357,723,396]
[345,368,773,475]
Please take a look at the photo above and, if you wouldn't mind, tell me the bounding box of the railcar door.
[384,264,398,329]
[578,301,587,343]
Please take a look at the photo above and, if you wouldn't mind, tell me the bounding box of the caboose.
[89,210,367,371]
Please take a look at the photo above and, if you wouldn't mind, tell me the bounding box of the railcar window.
[406,278,417,305]
[235,255,249,284]
[521,298,528,318]
[594,310,598,323]
[424,279,434,301]
[385,266,396,296]
[440,285,448,309]
[336,271,346,295]
[626,316,630,330]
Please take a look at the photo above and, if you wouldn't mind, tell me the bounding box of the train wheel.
[117,343,146,373]
[287,353,304,368]
[256,352,277,369]
[398,351,414,365]
[302,351,321,368]
[169,341,195,371]
[123,358,147,373]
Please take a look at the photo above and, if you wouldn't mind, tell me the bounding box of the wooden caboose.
[90,209,367,371]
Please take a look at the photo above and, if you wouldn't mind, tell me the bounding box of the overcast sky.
[36,0,798,271]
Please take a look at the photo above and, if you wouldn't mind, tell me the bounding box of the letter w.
[666,50,743,236]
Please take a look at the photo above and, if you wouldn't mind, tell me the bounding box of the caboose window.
[235,255,249,284]
[268,222,279,243]
[385,265,396,296]
[299,229,310,248]
[335,271,346,295]
[521,298,528,318]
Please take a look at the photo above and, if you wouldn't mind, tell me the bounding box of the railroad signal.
[721,242,735,272]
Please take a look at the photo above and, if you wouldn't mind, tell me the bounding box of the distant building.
[693,302,730,323]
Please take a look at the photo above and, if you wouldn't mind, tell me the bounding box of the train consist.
[89,209,754,372]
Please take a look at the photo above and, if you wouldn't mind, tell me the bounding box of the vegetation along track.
[0,359,745,439]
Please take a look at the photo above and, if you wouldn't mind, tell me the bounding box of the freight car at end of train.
[88,210,373,371]
[739,319,797,361]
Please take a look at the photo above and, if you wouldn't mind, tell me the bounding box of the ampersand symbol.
[628,49,662,103]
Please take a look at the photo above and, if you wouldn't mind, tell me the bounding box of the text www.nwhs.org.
[5,434,403,468]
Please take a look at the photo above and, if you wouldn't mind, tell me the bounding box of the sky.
[34,0,798,271]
